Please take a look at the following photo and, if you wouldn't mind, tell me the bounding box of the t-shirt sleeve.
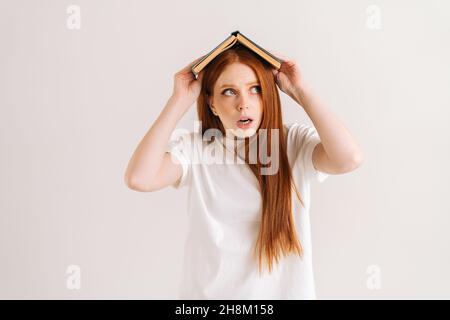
[165,131,193,189]
[290,123,329,183]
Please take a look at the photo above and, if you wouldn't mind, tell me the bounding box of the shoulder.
[168,129,216,159]
[284,122,319,148]
[167,130,201,159]
[283,122,322,166]
[284,122,329,183]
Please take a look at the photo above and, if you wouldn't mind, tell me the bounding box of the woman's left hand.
[268,50,305,99]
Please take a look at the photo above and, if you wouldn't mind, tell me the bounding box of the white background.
[0,0,449,299]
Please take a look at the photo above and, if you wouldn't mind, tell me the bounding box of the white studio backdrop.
[0,0,449,299]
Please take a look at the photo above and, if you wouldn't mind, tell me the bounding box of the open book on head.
[191,30,283,79]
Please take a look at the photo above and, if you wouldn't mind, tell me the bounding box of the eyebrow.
[220,81,260,89]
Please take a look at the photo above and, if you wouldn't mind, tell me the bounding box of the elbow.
[124,173,152,192]
[353,151,365,167]
[344,152,365,172]
[335,152,364,173]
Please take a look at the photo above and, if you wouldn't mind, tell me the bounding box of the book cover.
[191,31,283,79]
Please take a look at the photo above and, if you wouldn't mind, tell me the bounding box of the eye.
[221,88,234,96]
[251,85,262,93]
[221,85,261,96]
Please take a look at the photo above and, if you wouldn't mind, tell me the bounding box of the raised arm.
[269,49,364,174]
[124,55,205,192]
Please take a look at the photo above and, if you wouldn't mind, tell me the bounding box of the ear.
[208,97,217,115]
[210,104,218,116]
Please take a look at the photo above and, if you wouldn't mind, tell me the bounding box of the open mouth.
[237,117,253,125]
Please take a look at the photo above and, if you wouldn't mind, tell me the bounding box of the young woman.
[124,44,364,299]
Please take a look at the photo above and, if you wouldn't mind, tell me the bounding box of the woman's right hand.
[171,55,206,106]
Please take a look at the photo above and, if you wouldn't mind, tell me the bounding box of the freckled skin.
[209,62,263,138]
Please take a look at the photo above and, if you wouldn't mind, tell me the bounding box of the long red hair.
[197,44,305,274]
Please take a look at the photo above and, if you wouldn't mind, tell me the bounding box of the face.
[209,62,263,138]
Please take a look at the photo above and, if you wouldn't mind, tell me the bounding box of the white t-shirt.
[166,122,329,299]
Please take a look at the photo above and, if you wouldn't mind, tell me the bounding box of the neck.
[219,129,261,160]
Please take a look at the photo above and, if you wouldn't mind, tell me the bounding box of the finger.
[271,69,280,83]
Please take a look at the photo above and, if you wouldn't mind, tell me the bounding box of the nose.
[236,93,252,111]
